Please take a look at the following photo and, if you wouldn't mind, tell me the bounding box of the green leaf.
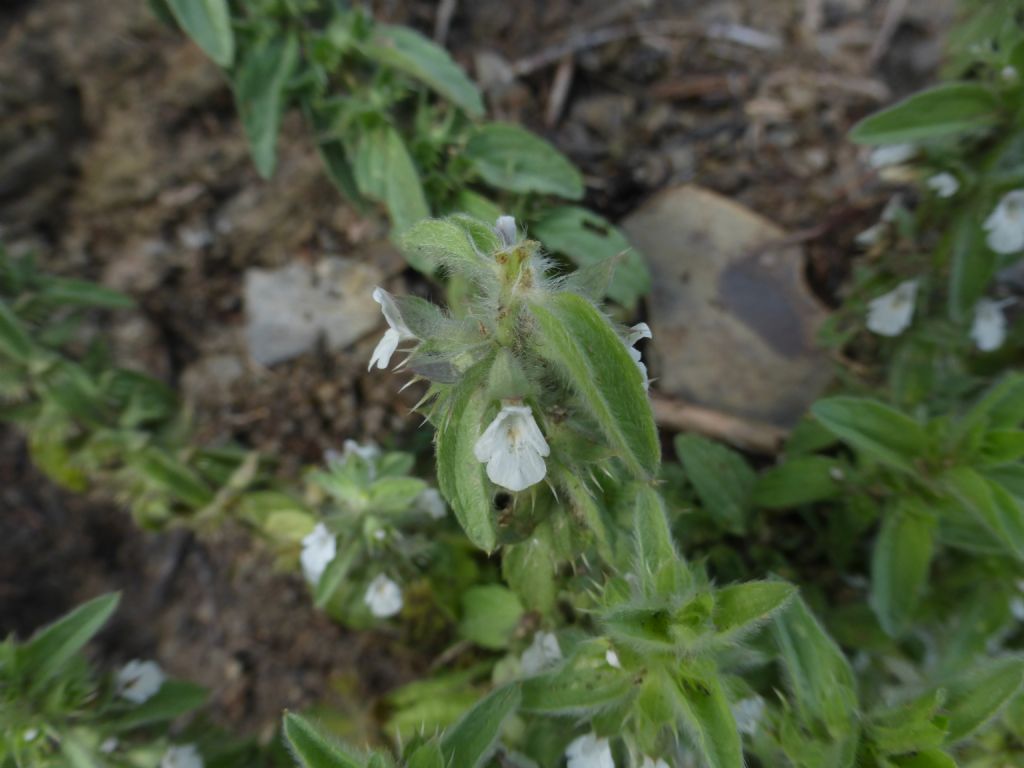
[870,501,934,637]
[314,541,359,610]
[633,484,678,573]
[673,674,743,768]
[712,581,795,644]
[942,657,1024,743]
[893,751,957,768]
[407,744,445,768]
[367,476,427,514]
[167,0,235,67]
[353,126,430,236]
[502,534,556,614]
[441,685,521,768]
[361,25,483,116]
[436,369,498,552]
[234,31,299,178]
[956,373,1024,440]
[867,690,948,756]
[464,123,583,199]
[943,467,1024,560]
[458,586,523,650]
[811,397,928,473]
[133,447,215,509]
[399,217,490,275]
[0,301,34,363]
[773,596,858,738]
[675,434,755,534]
[753,456,844,508]
[44,279,134,309]
[533,206,649,308]
[18,593,120,692]
[949,211,994,322]
[109,680,208,731]
[530,292,660,479]
[850,82,1001,144]
[60,731,103,768]
[520,642,633,715]
[283,712,365,768]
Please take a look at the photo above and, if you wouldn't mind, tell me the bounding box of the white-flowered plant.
[300,522,337,585]
[115,659,166,704]
[520,630,562,675]
[984,190,1024,255]
[926,171,959,198]
[565,732,615,768]
[869,143,916,169]
[474,403,551,492]
[364,574,403,618]
[161,743,204,768]
[971,297,1010,351]
[369,286,417,370]
[866,279,918,337]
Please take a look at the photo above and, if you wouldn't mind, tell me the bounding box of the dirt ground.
[0,0,954,742]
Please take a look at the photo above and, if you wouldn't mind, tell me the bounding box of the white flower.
[985,191,1024,254]
[495,215,518,247]
[605,649,621,669]
[161,744,203,768]
[1011,597,1024,622]
[473,404,551,492]
[732,695,766,736]
[866,279,918,337]
[416,488,447,520]
[971,298,1010,352]
[116,660,166,704]
[641,759,670,768]
[855,195,904,248]
[625,323,652,390]
[565,733,615,768]
[520,631,562,675]
[364,574,403,618]
[869,144,915,169]
[300,523,337,585]
[23,729,38,742]
[926,172,959,198]
[100,738,119,754]
[368,287,416,370]
[1003,65,1020,84]
[342,439,380,463]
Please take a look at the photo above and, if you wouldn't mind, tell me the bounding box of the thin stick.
[545,55,575,127]
[868,0,909,68]
[651,394,788,454]
[433,0,457,45]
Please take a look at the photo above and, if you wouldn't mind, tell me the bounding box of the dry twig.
[651,394,788,454]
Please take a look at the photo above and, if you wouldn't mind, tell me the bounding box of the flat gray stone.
[621,185,832,428]
[244,257,382,366]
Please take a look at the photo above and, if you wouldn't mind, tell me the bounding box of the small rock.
[621,185,832,428]
[244,257,383,366]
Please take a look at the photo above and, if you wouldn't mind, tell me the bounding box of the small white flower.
[368,287,416,370]
[161,744,203,768]
[565,733,615,768]
[926,172,959,198]
[605,649,622,669]
[971,298,1010,352]
[342,439,380,463]
[869,143,915,169]
[495,215,518,247]
[300,523,337,585]
[23,729,38,742]
[625,323,652,390]
[416,488,447,520]
[866,279,918,337]
[116,660,166,704]
[372,528,387,541]
[985,191,1024,254]
[732,695,766,736]
[520,631,562,675]
[1011,597,1024,622]
[364,574,403,618]
[641,759,670,768]
[855,195,904,248]
[1003,65,1020,84]
[100,738,119,754]
[473,404,551,492]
